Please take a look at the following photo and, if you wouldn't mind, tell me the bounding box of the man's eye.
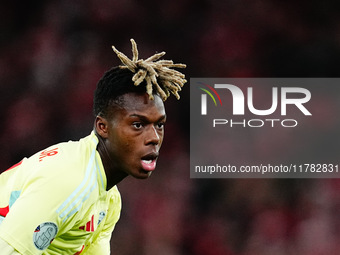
[133,122,143,129]
[156,122,165,129]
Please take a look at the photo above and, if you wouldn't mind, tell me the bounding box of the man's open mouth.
[141,152,158,171]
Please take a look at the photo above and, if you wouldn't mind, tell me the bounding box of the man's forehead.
[122,93,163,107]
[113,93,165,116]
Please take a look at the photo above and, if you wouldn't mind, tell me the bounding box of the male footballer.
[0,39,186,255]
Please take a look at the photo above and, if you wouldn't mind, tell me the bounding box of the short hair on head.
[93,39,187,118]
[93,66,148,118]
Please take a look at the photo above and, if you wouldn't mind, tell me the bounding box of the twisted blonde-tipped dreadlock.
[111,39,187,101]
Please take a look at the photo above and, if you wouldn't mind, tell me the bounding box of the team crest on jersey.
[33,222,58,250]
[98,211,106,225]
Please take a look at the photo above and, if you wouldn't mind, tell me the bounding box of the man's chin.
[131,169,153,179]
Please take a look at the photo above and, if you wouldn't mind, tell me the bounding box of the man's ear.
[95,116,109,139]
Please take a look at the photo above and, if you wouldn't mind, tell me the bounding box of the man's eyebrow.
[129,114,166,122]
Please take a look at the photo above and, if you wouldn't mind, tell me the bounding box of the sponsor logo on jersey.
[79,215,95,232]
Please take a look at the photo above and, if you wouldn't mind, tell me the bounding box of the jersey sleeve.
[0,237,21,255]
[0,157,86,255]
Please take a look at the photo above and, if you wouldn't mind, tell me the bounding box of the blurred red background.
[1,1,340,254]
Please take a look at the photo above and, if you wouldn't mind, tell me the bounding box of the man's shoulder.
[30,132,98,168]
[11,132,100,192]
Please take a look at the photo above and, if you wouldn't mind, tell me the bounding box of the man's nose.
[145,126,160,145]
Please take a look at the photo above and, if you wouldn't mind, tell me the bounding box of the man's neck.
[95,131,128,190]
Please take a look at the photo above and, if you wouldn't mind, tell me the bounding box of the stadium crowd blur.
[1,0,340,254]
